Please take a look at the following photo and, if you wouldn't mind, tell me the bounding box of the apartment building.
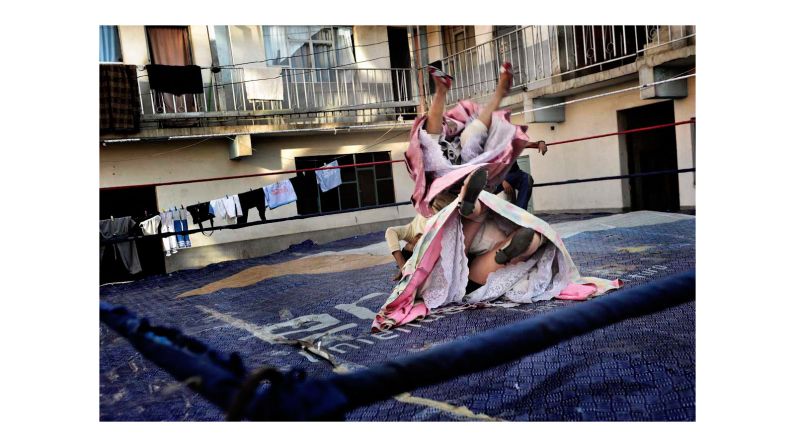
[99,25,695,278]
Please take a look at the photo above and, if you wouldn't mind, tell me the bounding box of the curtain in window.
[147,26,192,66]
[335,27,355,66]
[263,26,305,67]
[146,26,196,113]
[100,25,122,62]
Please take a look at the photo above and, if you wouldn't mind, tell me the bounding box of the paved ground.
[99,211,695,421]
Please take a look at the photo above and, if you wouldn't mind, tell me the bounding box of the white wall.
[520,79,696,211]
[674,77,696,207]
[100,131,416,250]
[353,26,391,69]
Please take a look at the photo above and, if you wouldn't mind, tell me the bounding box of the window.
[262,26,355,81]
[145,26,196,113]
[293,151,396,215]
[100,25,122,62]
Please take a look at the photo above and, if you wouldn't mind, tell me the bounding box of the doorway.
[387,27,414,118]
[100,186,165,283]
[619,101,680,212]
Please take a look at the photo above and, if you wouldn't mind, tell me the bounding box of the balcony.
[135,66,417,130]
[432,25,694,105]
[110,25,693,135]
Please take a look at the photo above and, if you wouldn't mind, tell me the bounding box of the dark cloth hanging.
[100,216,142,275]
[290,173,319,215]
[237,188,267,224]
[99,64,141,133]
[145,64,204,95]
[186,202,215,230]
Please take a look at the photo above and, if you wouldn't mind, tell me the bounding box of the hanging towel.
[264,179,298,209]
[139,215,161,236]
[100,64,141,133]
[145,64,204,95]
[243,67,284,101]
[100,216,142,274]
[315,160,342,192]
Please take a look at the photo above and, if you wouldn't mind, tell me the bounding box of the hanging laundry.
[290,172,317,215]
[264,179,298,209]
[242,67,284,101]
[139,214,170,255]
[178,208,191,248]
[159,211,178,256]
[315,160,342,192]
[221,195,243,220]
[145,64,204,95]
[209,197,238,225]
[139,215,161,236]
[100,216,142,274]
[100,64,141,132]
[237,188,267,224]
[186,202,215,233]
[171,209,189,249]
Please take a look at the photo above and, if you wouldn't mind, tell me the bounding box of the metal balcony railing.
[426,25,694,105]
[137,66,416,118]
[556,25,694,76]
[130,25,693,125]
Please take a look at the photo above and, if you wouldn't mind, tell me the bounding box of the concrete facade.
[520,76,695,212]
[101,25,695,273]
[101,129,416,272]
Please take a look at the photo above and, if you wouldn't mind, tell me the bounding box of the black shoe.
[459,168,488,217]
[495,227,534,265]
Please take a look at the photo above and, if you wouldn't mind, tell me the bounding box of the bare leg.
[425,71,450,135]
[476,62,513,130]
[467,228,545,285]
[462,213,487,249]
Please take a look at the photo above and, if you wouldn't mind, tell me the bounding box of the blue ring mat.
[100,217,695,421]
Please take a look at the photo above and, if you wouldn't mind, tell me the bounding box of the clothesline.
[100,159,406,191]
[101,165,696,247]
[106,70,695,146]
[100,200,413,245]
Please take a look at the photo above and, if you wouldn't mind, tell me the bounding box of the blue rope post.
[100,302,248,410]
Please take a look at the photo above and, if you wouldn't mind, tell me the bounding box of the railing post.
[408,26,426,115]
[548,26,564,83]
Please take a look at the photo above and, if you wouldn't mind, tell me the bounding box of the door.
[100,186,165,283]
[619,101,680,211]
[387,27,414,117]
